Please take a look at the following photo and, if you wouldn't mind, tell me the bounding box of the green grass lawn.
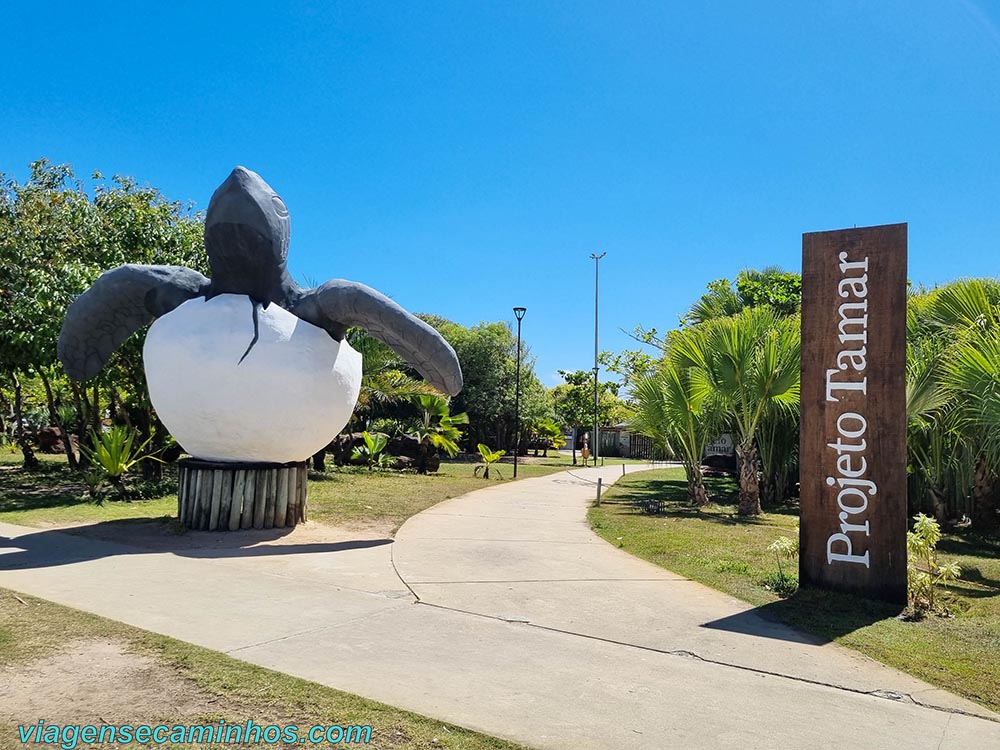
[0,588,524,750]
[0,449,575,532]
[589,467,1000,713]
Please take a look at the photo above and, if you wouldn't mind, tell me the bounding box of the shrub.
[474,444,505,480]
[765,532,799,597]
[907,513,961,615]
[81,425,159,500]
[351,431,393,471]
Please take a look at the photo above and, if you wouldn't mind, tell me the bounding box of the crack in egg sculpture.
[58,167,463,463]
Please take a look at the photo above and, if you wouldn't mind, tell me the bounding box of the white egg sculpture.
[144,295,362,463]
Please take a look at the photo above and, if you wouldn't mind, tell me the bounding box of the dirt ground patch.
[0,592,524,750]
[1,637,227,726]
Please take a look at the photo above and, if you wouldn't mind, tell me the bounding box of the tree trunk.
[972,453,998,527]
[760,465,789,509]
[0,387,10,440]
[139,407,163,482]
[70,381,91,470]
[686,463,710,507]
[12,374,39,471]
[141,458,162,481]
[110,474,130,501]
[417,442,429,474]
[91,383,100,434]
[929,485,949,526]
[760,470,775,508]
[38,367,78,470]
[108,384,119,423]
[736,442,761,515]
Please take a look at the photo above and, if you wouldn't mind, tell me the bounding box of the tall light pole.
[513,306,527,478]
[590,252,606,467]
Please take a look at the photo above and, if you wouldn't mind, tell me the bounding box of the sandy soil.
[0,638,224,726]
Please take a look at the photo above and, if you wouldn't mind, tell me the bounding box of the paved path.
[1,464,998,749]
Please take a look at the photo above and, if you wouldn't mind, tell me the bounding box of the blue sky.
[4,2,1000,385]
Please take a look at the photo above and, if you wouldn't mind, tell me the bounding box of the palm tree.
[411,395,469,474]
[943,325,1000,526]
[312,331,444,471]
[631,359,721,506]
[757,404,799,507]
[672,307,800,515]
[532,418,566,457]
[350,330,442,426]
[684,278,744,326]
[906,329,962,523]
[924,279,1000,526]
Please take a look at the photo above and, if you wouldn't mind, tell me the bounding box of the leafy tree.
[551,369,630,465]
[427,317,553,451]
[683,267,801,326]
[0,161,93,467]
[598,347,657,396]
[551,370,593,465]
[734,267,802,316]
[0,160,205,474]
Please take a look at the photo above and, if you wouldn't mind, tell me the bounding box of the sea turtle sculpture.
[58,166,462,463]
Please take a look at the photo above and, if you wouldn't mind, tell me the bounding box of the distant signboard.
[799,223,907,604]
[704,434,735,457]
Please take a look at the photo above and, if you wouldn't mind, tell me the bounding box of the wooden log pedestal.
[177,458,308,531]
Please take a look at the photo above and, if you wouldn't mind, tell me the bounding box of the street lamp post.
[513,306,527,478]
[590,253,605,467]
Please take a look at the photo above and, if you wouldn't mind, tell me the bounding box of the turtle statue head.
[205,166,291,302]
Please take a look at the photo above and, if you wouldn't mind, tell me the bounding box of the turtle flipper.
[58,264,210,380]
[291,279,463,396]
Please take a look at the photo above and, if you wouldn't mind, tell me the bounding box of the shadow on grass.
[702,586,904,643]
[0,519,392,570]
[938,532,1000,555]
[0,461,89,513]
[946,581,1000,599]
[934,532,1000,592]
[603,474,798,525]
[0,461,178,513]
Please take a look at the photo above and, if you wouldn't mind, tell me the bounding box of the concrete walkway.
[1,464,998,749]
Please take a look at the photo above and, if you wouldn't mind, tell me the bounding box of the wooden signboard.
[799,223,908,604]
